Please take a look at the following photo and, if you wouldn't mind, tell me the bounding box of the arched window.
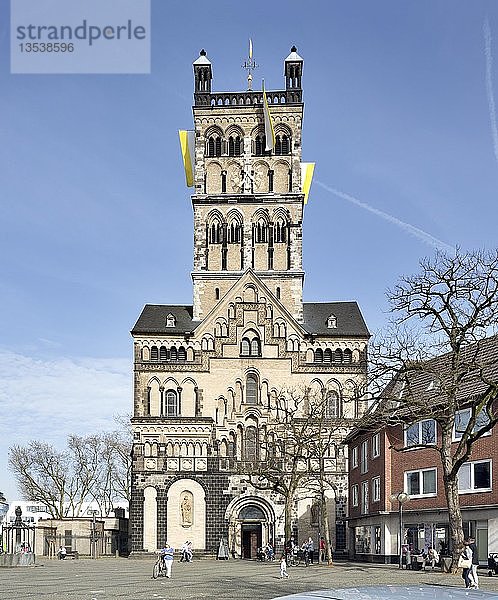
[274,219,287,243]
[255,135,264,156]
[343,349,352,364]
[276,287,281,299]
[241,338,250,356]
[159,346,168,361]
[244,425,258,460]
[315,348,323,363]
[240,332,261,357]
[150,346,159,361]
[326,391,341,419]
[275,135,281,155]
[334,349,343,363]
[281,135,290,154]
[255,218,268,243]
[327,315,337,329]
[209,221,222,244]
[170,347,178,361]
[246,374,259,405]
[165,389,179,417]
[228,136,242,156]
[215,288,220,300]
[228,221,241,243]
[208,137,215,157]
[215,136,222,157]
[166,314,176,327]
[178,346,187,362]
[324,349,332,363]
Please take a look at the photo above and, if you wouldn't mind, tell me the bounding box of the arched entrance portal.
[225,497,275,559]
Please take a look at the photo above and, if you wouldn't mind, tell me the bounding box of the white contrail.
[484,18,498,165]
[315,180,454,253]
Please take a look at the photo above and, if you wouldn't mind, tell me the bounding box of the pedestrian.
[405,547,411,570]
[59,545,67,560]
[426,547,439,570]
[468,537,479,589]
[319,536,326,563]
[160,542,174,578]
[460,539,473,589]
[280,554,289,578]
[308,537,314,564]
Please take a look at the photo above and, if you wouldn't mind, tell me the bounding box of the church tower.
[130,46,369,559]
[191,47,305,322]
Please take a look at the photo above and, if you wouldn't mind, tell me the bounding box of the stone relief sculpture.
[181,491,193,526]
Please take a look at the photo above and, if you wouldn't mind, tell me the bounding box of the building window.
[228,221,241,243]
[372,476,381,502]
[177,346,187,362]
[244,426,258,460]
[255,218,268,243]
[245,374,259,405]
[405,468,437,497]
[209,221,222,244]
[372,433,380,458]
[215,288,220,300]
[159,346,168,361]
[361,481,369,514]
[165,390,179,416]
[453,408,491,441]
[240,332,261,356]
[458,460,491,493]
[351,484,359,507]
[207,136,222,157]
[360,440,368,474]
[268,169,274,192]
[166,313,176,327]
[351,446,358,469]
[228,135,242,157]
[327,315,337,329]
[324,349,332,363]
[314,348,323,363]
[405,419,436,447]
[276,287,281,299]
[343,348,352,363]
[274,219,286,243]
[150,346,159,361]
[326,391,341,419]
[333,348,343,363]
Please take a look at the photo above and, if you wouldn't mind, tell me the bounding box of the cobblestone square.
[1,558,498,600]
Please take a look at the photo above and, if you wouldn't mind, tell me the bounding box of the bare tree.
[239,387,360,561]
[368,249,498,567]
[8,421,132,518]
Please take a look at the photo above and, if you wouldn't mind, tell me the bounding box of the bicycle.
[152,556,167,579]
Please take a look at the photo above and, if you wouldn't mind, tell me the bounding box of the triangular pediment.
[192,269,306,341]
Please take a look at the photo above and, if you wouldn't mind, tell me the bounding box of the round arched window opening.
[238,505,266,520]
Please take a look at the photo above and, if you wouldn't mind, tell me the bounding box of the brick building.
[129,47,369,557]
[345,336,498,564]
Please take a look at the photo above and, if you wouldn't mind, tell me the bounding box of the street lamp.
[389,491,410,569]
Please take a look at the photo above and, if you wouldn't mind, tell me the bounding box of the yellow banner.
[262,81,275,152]
[178,130,195,187]
[301,162,315,204]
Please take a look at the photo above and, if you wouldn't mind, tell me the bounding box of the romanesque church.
[130,47,369,558]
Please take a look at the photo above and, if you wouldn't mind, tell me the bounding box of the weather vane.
[242,38,258,90]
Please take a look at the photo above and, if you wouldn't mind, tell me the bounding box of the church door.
[241,523,262,559]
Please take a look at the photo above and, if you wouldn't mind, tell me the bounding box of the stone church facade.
[130,47,369,558]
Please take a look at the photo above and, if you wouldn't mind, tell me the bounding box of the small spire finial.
[242,39,258,90]
[291,45,297,52]
[200,49,206,56]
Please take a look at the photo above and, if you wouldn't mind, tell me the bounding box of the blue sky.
[1,0,498,500]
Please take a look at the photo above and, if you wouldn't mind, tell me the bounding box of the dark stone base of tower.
[130,46,369,558]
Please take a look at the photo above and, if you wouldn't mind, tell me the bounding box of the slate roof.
[302,302,370,338]
[131,305,199,336]
[131,301,370,338]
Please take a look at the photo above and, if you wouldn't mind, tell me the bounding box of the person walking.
[460,540,473,589]
[468,537,479,589]
[280,554,289,578]
[308,537,315,564]
[319,537,326,563]
[160,542,175,578]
